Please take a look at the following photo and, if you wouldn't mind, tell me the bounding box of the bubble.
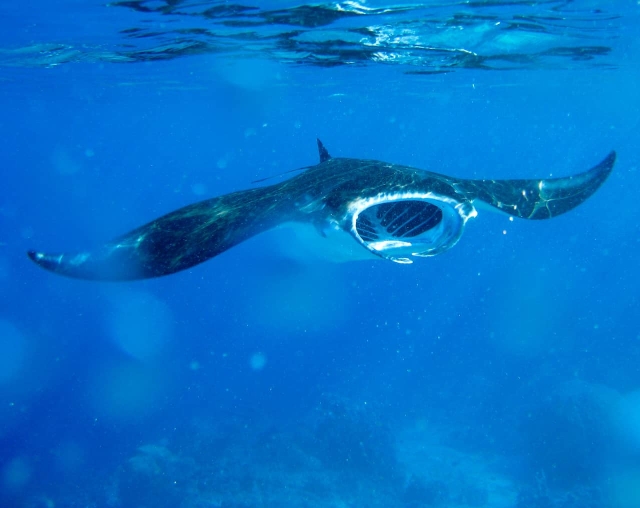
[250,265,348,335]
[249,352,267,371]
[52,440,86,474]
[20,227,34,240]
[51,145,81,175]
[88,360,164,422]
[191,183,207,196]
[613,390,640,453]
[608,468,640,508]
[215,58,280,90]
[108,291,173,361]
[0,320,26,384]
[0,256,10,279]
[2,456,31,492]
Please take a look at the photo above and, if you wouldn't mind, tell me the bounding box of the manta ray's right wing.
[458,151,615,220]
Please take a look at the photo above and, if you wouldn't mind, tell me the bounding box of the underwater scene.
[1,0,639,506]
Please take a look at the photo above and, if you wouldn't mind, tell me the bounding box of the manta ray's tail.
[27,185,294,281]
[462,151,616,220]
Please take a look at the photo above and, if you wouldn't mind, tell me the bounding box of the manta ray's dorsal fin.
[317,138,331,163]
[253,139,330,184]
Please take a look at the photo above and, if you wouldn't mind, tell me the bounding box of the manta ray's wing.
[458,151,615,219]
[27,185,294,281]
[345,151,615,265]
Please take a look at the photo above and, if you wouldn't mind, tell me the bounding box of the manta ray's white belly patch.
[265,222,379,264]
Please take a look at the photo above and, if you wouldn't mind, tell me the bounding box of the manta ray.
[28,140,615,281]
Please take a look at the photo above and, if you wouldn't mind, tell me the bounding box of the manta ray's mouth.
[357,201,443,240]
[349,192,476,264]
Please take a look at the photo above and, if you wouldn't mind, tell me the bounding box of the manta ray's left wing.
[457,151,615,219]
[27,185,294,281]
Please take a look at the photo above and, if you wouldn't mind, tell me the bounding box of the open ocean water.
[1,1,639,506]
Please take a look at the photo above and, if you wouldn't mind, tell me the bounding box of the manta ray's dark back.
[27,141,615,281]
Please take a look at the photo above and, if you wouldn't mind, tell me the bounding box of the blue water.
[1,1,639,506]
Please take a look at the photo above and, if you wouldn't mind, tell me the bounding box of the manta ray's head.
[346,191,477,264]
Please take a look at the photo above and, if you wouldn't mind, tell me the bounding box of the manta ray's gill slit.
[378,201,406,224]
[397,205,441,238]
[381,202,414,230]
[386,207,417,235]
[375,201,443,238]
[398,207,443,238]
[356,216,378,241]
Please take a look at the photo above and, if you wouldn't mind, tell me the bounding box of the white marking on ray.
[368,240,412,251]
